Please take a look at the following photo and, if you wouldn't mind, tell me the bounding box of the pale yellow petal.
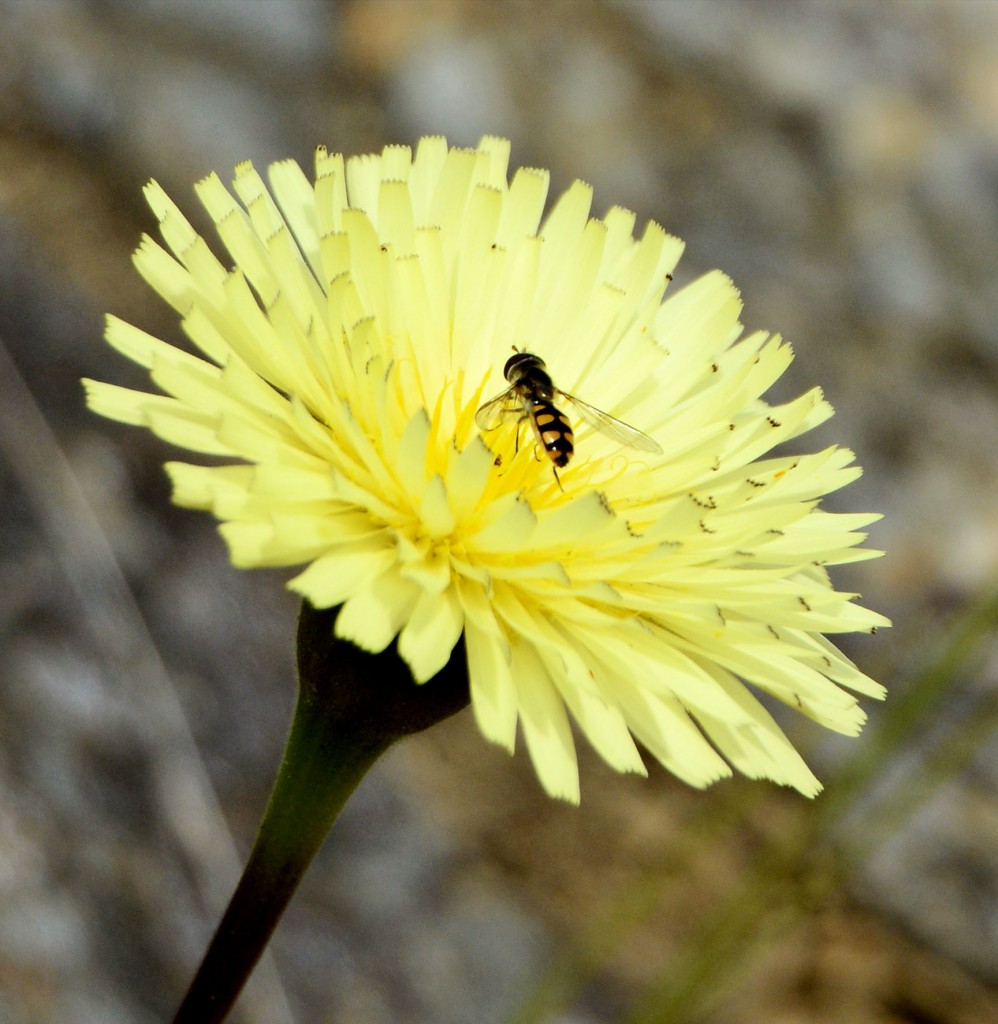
[512,639,581,804]
[397,587,465,683]
[335,569,420,655]
[287,544,396,607]
[464,619,517,752]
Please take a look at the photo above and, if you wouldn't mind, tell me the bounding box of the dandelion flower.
[84,136,888,803]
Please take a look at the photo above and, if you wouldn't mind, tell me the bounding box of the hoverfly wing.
[561,393,663,454]
[475,387,523,432]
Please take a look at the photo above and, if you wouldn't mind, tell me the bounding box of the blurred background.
[1,1,997,1022]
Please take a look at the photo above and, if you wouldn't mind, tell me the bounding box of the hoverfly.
[475,350,662,482]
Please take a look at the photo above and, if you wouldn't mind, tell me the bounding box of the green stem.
[172,602,470,1024]
[172,698,388,1023]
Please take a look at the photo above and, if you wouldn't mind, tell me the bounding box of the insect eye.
[503,352,543,378]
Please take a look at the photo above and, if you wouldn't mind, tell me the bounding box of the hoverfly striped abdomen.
[529,400,574,467]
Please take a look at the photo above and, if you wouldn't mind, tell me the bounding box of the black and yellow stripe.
[531,401,574,467]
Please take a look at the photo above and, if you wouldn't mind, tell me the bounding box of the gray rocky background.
[1,1,997,1022]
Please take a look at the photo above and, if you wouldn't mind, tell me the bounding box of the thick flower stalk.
[85,136,888,803]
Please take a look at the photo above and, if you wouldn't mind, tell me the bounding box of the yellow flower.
[84,136,888,803]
